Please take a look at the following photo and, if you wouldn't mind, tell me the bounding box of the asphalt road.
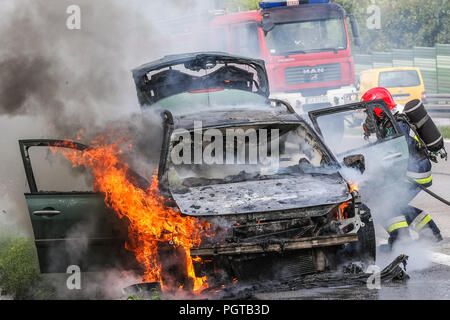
[256,141,450,300]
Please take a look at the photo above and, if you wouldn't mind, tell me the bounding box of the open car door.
[308,100,409,189]
[19,139,138,273]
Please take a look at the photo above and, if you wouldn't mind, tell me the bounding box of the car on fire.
[20,52,410,287]
[157,107,376,285]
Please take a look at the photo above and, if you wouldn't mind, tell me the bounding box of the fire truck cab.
[210,0,361,114]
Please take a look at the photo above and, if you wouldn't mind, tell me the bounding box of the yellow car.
[358,67,427,105]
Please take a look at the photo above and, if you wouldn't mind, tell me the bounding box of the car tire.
[344,204,376,264]
[357,205,376,263]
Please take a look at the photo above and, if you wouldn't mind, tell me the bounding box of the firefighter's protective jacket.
[397,120,432,187]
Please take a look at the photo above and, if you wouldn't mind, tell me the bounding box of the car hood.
[132,52,269,107]
[170,174,351,217]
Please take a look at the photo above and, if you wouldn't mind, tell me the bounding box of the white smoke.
[0,0,229,299]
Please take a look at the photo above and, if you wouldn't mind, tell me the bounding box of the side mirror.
[269,98,295,113]
[262,20,275,33]
[349,15,362,47]
[343,154,365,174]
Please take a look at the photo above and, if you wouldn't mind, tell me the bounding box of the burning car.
[134,52,381,284]
[18,110,375,289]
[19,53,404,291]
[158,107,376,286]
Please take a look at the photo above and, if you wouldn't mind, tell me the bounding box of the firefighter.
[361,87,443,249]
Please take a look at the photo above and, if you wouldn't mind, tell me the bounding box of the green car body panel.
[20,140,137,273]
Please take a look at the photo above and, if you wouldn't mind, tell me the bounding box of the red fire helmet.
[361,87,397,117]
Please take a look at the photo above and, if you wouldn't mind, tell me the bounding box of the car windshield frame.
[165,121,337,189]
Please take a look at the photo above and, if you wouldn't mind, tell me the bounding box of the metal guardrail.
[426,94,450,118]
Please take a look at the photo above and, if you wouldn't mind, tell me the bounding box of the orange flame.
[338,201,350,220]
[337,181,359,220]
[51,137,209,293]
[348,180,359,193]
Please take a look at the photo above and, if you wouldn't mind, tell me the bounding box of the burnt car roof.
[172,108,302,130]
[132,52,270,107]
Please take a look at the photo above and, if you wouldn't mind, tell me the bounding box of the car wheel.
[357,205,376,262]
[344,204,376,264]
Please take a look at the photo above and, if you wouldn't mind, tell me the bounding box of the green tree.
[224,0,259,12]
[385,0,450,47]
[339,0,449,52]
[224,1,449,51]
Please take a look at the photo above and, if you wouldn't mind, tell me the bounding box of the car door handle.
[382,152,403,161]
[33,210,61,217]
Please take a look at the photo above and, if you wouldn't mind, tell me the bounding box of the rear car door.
[308,100,409,189]
[19,139,137,273]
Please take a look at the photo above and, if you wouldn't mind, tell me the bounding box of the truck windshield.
[265,18,347,56]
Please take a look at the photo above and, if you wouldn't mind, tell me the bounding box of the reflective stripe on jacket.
[386,215,409,233]
[409,211,433,232]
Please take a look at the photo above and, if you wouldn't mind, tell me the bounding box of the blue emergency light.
[259,0,329,9]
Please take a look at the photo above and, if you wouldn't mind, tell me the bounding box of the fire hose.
[407,177,450,206]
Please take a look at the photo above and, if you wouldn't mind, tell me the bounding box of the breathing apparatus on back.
[361,87,447,163]
[397,99,447,163]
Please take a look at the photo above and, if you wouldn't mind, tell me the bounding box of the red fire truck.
[208,0,361,113]
[158,0,361,114]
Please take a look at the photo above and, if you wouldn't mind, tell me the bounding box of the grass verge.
[439,126,450,139]
[0,235,54,299]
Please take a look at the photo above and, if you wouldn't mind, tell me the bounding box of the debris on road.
[216,254,409,300]
[122,254,409,299]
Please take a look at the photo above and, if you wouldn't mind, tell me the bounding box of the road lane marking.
[428,251,450,267]
[433,171,450,177]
